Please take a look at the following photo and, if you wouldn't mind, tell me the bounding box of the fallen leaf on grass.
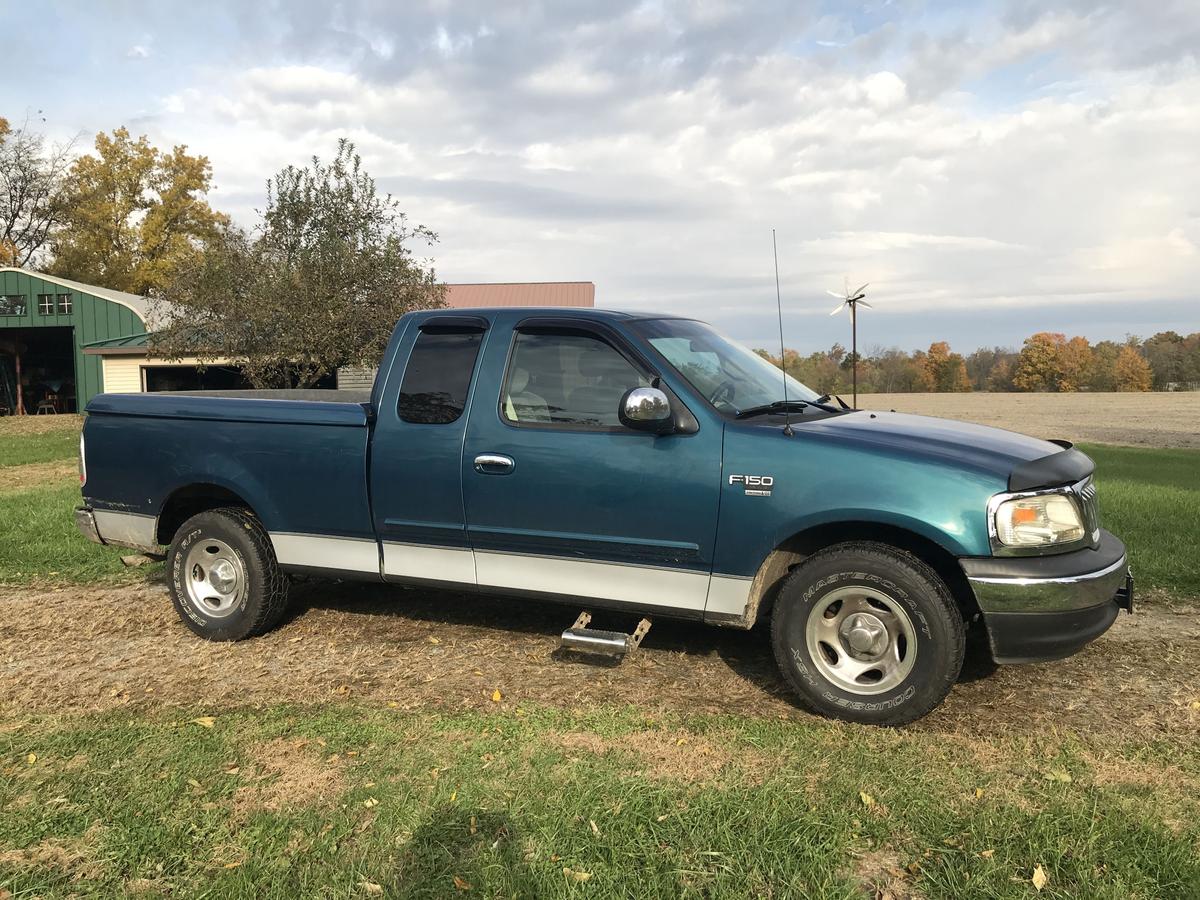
[980,850,995,859]
[974,787,984,799]
[1045,770,1073,783]
[363,797,379,808]
[453,875,472,891]
[589,819,600,836]
[491,689,502,703]
[859,791,876,808]
[191,717,216,729]
[25,753,36,765]
[1032,865,1048,891]
[563,867,592,882]
[359,881,384,895]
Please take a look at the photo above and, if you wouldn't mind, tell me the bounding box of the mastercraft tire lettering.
[771,542,965,725]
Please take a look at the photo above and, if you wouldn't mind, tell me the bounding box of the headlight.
[994,492,1085,547]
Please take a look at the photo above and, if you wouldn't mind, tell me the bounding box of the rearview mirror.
[619,387,673,434]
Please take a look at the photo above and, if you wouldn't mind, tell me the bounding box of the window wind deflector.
[419,315,489,333]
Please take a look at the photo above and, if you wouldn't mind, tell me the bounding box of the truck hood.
[790,410,1074,486]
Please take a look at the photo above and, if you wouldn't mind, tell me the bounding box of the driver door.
[461,318,722,614]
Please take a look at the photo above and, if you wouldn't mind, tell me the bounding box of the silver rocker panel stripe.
[268,532,754,618]
[474,550,712,611]
[382,541,476,584]
[271,532,380,573]
[706,574,753,617]
[93,509,158,551]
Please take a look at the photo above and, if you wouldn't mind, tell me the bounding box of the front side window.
[397,329,484,424]
[633,318,820,415]
[0,295,27,316]
[38,294,55,315]
[57,293,72,315]
[502,330,649,428]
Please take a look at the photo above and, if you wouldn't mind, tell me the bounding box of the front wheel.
[771,542,965,725]
[167,507,290,641]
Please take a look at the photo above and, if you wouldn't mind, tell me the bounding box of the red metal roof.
[443,282,594,308]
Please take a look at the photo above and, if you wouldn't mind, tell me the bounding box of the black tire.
[167,507,290,641]
[770,541,965,725]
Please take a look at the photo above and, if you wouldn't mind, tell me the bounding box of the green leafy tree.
[152,139,445,388]
[49,127,227,295]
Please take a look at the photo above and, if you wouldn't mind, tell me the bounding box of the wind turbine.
[828,278,871,409]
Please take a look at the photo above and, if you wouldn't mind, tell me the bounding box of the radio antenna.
[772,229,794,436]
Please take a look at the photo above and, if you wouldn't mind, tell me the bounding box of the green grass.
[1078,444,1200,596]
[0,481,142,584]
[2,706,1197,899]
[0,422,80,468]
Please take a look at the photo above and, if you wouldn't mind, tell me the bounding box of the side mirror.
[619,387,674,434]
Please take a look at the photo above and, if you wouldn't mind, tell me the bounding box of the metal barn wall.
[0,270,147,409]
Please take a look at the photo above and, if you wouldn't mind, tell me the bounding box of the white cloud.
[80,0,1197,349]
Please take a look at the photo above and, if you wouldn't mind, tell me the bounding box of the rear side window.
[502,330,649,428]
[397,330,484,424]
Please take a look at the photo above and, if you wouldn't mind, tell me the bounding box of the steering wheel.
[709,380,737,408]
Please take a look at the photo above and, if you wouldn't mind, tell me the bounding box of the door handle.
[474,453,515,474]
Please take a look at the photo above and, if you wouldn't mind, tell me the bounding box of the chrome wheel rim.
[804,586,918,695]
[182,538,245,619]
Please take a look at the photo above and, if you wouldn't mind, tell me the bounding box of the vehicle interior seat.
[504,367,551,422]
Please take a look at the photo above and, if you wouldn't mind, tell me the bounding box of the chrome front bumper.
[961,530,1130,614]
[961,529,1132,663]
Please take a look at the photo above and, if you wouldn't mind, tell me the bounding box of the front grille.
[1075,478,1101,541]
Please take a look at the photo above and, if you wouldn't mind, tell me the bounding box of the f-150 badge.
[729,474,774,496]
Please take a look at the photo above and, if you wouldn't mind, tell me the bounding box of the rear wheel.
[771,542,965,725]
[167,507,289,641]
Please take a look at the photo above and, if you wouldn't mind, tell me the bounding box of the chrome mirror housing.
[619,387,673,434]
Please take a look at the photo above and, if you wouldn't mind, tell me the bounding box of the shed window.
[38,294,55,315]
[57,294,72,315]
[0,295,26,316]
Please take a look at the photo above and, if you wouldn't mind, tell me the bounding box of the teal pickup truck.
[76,308,1133,724]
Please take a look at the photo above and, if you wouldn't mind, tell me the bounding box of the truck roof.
[408,306,690,323]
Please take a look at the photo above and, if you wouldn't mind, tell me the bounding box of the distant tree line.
[757,331,1200,394]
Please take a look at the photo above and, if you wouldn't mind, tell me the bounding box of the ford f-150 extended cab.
[75,307,1134,724]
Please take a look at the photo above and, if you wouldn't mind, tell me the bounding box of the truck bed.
[82,390,376,560]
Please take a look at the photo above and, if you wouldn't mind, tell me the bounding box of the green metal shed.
[0,267,149,414]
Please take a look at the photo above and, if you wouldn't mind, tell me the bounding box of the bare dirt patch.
[231,737,348,818]
[852,849,925,900]
[0,414,81,439]
[0,580,1196,742]
[0,460,77,493]
[859,392,1200,449]
[0,823,106,881]
[556,729,767,783]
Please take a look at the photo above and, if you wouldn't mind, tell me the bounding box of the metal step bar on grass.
[559,611,651,659]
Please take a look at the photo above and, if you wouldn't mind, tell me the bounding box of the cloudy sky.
[3,0,1198,352]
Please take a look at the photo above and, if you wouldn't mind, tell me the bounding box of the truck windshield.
[633,318,821,415]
